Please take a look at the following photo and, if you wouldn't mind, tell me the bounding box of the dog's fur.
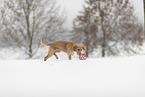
[41,37,86,61]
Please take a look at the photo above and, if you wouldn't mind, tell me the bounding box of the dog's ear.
[81,44,86,50]
[72,45,78,51]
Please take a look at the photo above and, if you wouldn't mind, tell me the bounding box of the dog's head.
[73,44,86,55]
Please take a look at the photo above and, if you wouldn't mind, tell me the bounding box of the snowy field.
[0,53,145,97]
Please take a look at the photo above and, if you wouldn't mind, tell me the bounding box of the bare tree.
[71,1,98,57]
[72,0,143,57]
[0,0,65,58]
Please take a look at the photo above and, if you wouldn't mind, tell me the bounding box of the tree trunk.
[86,43,89,57]
[25,1,33,58]
[98,1,106,57]
[143,0,145,38]
[101,43,105,57]
[85,32,89,57]
[101,15,106,57]
[101,31,106,57]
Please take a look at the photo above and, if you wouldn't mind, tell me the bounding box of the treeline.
[71,0,144,57]
[0,0,144,58]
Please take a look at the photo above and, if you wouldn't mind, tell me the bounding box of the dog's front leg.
[68,54,71,60]
[67,50,73,60]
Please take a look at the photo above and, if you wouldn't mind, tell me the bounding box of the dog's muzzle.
[78,53,81,55]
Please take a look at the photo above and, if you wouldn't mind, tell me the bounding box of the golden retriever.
[41,37,86,61]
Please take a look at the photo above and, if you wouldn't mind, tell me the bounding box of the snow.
[0,55,145,97]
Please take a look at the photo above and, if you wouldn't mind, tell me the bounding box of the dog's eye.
[78,49,81,51]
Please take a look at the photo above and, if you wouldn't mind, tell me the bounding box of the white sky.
[56,0,144,28]
[130,0,144,24]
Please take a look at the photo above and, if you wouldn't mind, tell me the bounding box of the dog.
[41,37,86,61]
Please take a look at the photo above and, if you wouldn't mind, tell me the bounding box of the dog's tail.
[41,37,51,46]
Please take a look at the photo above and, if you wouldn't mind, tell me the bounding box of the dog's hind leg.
[54,53,58,59]
[44,47,54,61]
[44,54,53,61]
[53,49,61,59]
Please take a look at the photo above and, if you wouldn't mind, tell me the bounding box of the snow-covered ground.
[0,55,145,97]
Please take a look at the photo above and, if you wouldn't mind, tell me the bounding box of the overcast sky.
[56,0,144,28]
